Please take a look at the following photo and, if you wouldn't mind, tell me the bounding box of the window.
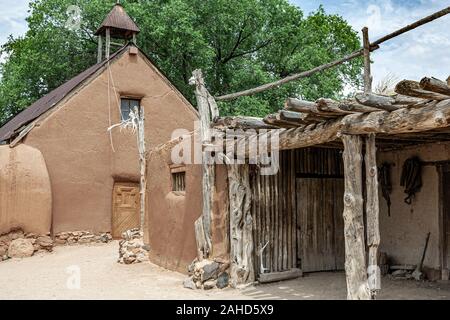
[120,98,141,121]
[171,164,186,192]
[172,172,186,192]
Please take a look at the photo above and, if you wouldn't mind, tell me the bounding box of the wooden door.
[297,177,345,272]
[112,182,140,239]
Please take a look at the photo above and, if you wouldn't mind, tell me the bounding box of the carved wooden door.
[112,182,140,239]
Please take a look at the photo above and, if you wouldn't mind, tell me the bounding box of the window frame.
[170,164,186,194]
[120,98,141,121]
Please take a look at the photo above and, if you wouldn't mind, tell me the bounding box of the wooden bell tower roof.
[95,3,140,39]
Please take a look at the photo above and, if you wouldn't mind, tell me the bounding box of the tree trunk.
[341,135,370,300]
[227,164,255,287]
[137,109,147,233]
[191,69,215,258]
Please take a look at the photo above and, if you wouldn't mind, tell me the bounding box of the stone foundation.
[0,229,114,262]
[118,228,150,264]
[184,258,230,290]
[54,231,112,246]
[0,229,53,261]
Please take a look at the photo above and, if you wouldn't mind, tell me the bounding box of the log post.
[365,133,381,298]
[97,35,103,63]
[191,69,215,258]
[341,134,370,300]
[362,27,372,94]
[136,106,147,234]
[227,163,255,287]
[105,27,111,59]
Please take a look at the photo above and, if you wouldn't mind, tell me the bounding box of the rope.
[107,61,116,153]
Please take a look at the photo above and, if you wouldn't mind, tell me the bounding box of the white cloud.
[0,0,30,63]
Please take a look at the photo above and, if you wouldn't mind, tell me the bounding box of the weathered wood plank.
[355,93,400,111]
[420,77,450,96]
[395,80,450,100]
[258,268,303,283]
[214,116,278,130]
[341,135,370,300]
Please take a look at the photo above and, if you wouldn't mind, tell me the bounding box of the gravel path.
[1,241,449,300]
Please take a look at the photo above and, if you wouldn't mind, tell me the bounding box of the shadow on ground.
[240,272,450,300]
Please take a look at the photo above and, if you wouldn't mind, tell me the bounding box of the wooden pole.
[365,133,380,298]
[191,69,214,258]
[97,35,103,63]
[362,26,380,299]
[362,27,372,94]
[137,106,147,234]
[341,135,370,300]
[105,28,111,59]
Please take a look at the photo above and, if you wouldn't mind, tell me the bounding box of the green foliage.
[0,0,363,123]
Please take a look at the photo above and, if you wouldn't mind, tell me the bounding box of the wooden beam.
[280,110,325,123]
[214,116,278,130]
[264,113,303,128]
[227,164,255,287]
[258,269,303,284]
[284,98,339,117]
[365,133,381,299]
[191,69,214,258]
[341,135,370,300]
[355,93,401,111]
[227,99,450,158]
[420,77,450,96]
[395,80,450,100]
[317,98,380,114]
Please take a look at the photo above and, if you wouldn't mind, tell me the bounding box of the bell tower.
[95,2,140,63]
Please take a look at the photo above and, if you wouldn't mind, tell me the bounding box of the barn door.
[112,182,140,239]
[297,177,345,272]
[251,151,297,276]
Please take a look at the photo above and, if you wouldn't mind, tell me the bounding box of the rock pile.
[54,231,112,246]
[0,229,54,261]
[184,258,230,290]
[118,228,150,264]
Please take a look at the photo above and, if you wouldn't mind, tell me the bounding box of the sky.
[0,0,449,86]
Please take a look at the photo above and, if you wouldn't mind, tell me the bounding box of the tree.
[0,0,362,124]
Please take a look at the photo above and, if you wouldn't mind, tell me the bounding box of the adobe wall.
[378,142,450,270]
[145,142,229,274]
[23,49,199,234]
[0,144,51,235]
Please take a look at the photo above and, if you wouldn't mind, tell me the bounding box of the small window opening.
[172,171,186,192]
[121,98,141,121]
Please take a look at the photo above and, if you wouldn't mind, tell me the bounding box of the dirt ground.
[1,241,449,300]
